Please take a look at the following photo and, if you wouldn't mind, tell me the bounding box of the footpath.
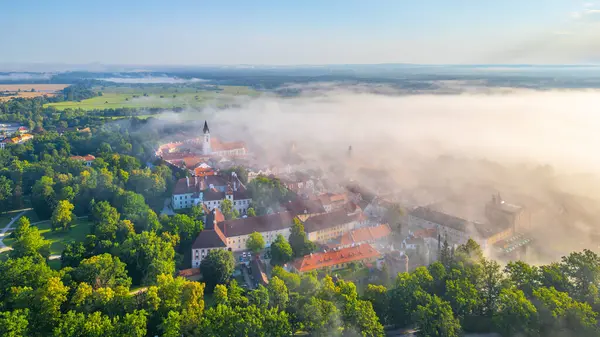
[0,210,27,252]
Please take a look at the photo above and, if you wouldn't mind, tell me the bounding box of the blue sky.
[1,0,599,65]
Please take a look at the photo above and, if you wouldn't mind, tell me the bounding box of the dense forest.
[1,84,600,336]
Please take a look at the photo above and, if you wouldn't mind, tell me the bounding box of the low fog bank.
[100,76,206,84]
[150,86,600,262]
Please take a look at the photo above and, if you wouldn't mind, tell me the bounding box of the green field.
[44,85,258,111]
[2,217,92,256]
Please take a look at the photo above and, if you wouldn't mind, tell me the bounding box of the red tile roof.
[211,138,246,152]
[292,243,381,273]
[70,154,95,161]
[413,228,437,239]
[178,268,201,277]
[319,193,348,206]
[340,224,391,246]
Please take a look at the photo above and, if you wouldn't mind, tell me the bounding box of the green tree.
[289,218,316,257]
[51,199,75,231]
[299,297,341,336]
[268,276,289,309]
[444,277,480,322]
[29,276,69,335]
[227,279,249,307]
[220,198,236,220]
[505,261,540,297]
[413,294,461,337]
[270,234,293,266]
[61,242,87,268]
[561,249,600,300]
[200,249,235,289]
[493,288,539,337]
[538,262,570,293]
[247,207,257,217]
[90,200,120,240]
[0,175,13,214]
[74,253,132,289]
[533,287,599,337]
[247,231,266,253]
[119,231,176,285]
[0,309,29,337]
[214,284,229,306]
[364,284,390,325]
[272,265,301,291]
[58,185,75,202]
[249,285,270,309]
[115,310,147,337]
[479,258,506,316]
[31,175,56,219]
[159,310,181,337]
[343,298,385,337]
[384,203,404,233]
[10,217,51,259]
[164,213,202,242]
[0,255,55,302]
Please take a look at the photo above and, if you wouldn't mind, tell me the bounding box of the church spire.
[203,121,210,134]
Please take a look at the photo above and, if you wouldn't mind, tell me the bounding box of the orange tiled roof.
[292,243,381,273]
[340,224,392,246]
[178,268,201,277]
[413,228,438,239]
[70,154,95,161]
[194,166,215,176]
[211,138,246,152]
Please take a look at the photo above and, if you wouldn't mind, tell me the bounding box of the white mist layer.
[205,90,600,175]
[100,76,206,84]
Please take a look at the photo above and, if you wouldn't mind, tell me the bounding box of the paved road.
[160,198,175,216]
[242,266,255,290]
[0,210,27,250]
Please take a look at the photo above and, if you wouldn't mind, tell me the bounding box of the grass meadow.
[44,85,258,111]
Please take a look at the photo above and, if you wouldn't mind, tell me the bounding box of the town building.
[290,243,381,274]
[302,207,365,243]
[191,210,228,267]
[191,211,296,267]
[171,173,251,214]
[156,121,247,172]
[193,162,216,177]
[338,224,392,249]
[1,133,33,149]
[219,212,295,252]
[283,198,326,221]
[318,193,350,212]
[485,194,526,232]
[408,206,513,251]
[70,154,96,166]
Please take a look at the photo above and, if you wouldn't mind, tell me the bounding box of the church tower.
[202,121,211,155]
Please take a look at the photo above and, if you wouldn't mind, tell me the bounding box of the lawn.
[2,218,93,256]
[44,85,259,111]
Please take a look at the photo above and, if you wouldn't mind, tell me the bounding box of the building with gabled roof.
[283,198,326,221]
[338,224,392,248]
[191,210,297,267]
[302,208,365,243]
[291,243,381,273]
[171,173,251,214]
[70,154,96,166]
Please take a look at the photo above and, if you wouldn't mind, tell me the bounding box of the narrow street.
[241,265,255,290]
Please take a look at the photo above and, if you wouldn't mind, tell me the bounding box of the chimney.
[186,176,190,187]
